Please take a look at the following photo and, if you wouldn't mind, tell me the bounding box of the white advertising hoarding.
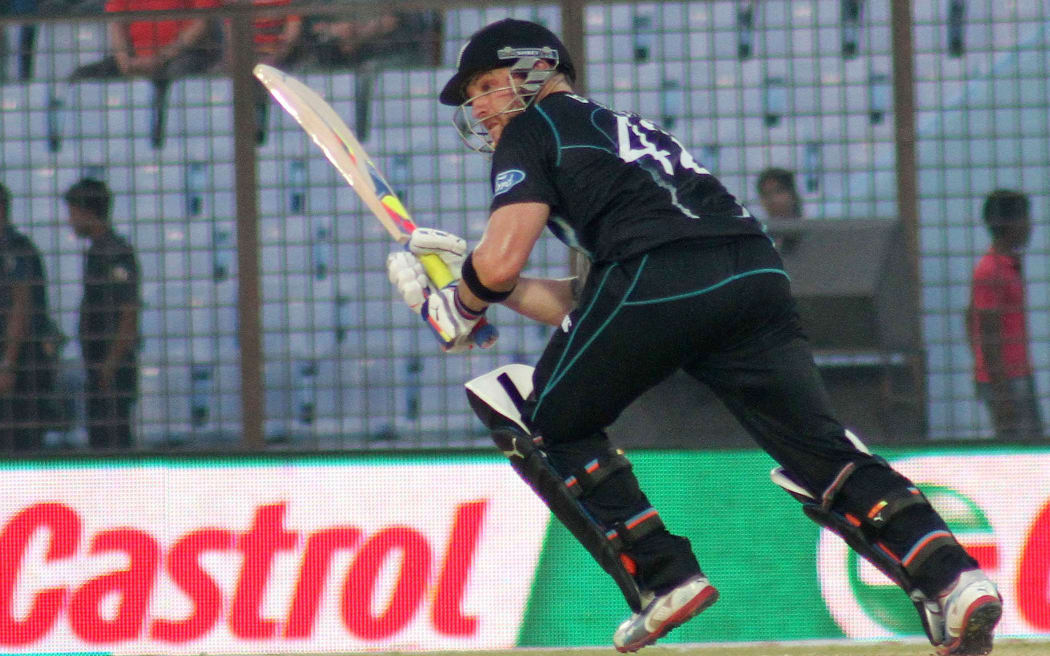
[0,460,551,654]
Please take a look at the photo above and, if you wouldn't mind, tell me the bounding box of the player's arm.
[157,22,208,62]
[975,307,1006,383]
[109,21,135,73]
[458,201,569,323]
[263,16,303,66]
[0,279,30,392]
[105,301,140,371]
[101,255,140,387]
[971,270,1018,422]
[503,276,576,326]
[972,273,1008,384]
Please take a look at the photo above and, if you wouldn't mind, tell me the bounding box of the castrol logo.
[0,463,550,653]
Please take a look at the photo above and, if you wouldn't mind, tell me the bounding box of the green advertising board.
[518,449,935,646]
[518,444,1049,646]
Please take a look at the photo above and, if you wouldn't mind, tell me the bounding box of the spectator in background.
[309,11,440,69]
[218,0,303,144]
[221,0,301,69]
[65,178,141,449]
[308,10,442,141]
[967,189,1044,442]
[0,0,38,82]
[756,167,803,221]
[0,182,59,451]
[68,0,222,148]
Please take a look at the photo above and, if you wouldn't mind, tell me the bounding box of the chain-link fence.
[0,1,1045,453]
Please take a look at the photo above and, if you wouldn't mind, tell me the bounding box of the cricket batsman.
[386,18,1002,655]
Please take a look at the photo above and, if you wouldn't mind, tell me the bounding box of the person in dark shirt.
[756,166,803,221]
[0,182,56,450]
[64,178,140,449]
[386,19,1001,656]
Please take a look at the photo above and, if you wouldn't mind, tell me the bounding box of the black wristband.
[461,251,514,303]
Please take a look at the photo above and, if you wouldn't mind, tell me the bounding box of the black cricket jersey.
[489,92,766,263]
[79,230,139,364]
[0,226,47,340]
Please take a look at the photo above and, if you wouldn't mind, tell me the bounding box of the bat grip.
[418,253,454,288]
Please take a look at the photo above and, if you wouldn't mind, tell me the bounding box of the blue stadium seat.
[32,22,77,81]
[128,78,155,140]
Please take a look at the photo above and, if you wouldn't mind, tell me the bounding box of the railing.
[0,1,1045,453]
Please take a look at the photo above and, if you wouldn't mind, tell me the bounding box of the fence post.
[229,10,265,450]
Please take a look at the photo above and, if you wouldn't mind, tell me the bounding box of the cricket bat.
[253,64,495,347]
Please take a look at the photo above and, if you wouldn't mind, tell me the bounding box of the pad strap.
[863,486,928,529]
[900,530,957,577]
[606,508,665,551]
[564,450,631,498]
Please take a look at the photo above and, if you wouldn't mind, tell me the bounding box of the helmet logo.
[497,46,559,64]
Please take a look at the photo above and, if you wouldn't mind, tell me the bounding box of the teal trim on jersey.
[623,267,790,306]
[532,257,648,417]
[562,144,613,154]
[539,105,616,158]
[590,107,616,146]
[533,104,562,166]
[530,261,789,418]
[530,263,617,419]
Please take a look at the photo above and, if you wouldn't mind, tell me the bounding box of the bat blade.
[253,65,407,240]
[253,64,454,287]
[253,64,496,347]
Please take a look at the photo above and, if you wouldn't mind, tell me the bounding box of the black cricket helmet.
[439,18,576,106]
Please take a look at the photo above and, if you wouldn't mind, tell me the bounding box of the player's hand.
[387,250,431,314]
[406,228,467,278]
[421,284,498,353]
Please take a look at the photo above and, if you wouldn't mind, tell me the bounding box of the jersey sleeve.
[109,249,141,306]
[9,251,32,284]
[488,113,557,212]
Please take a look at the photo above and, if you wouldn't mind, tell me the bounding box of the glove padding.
[421,284,498,353]
[406,227,467,279]
[387,251,430,314]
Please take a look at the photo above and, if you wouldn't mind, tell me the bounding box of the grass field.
[253,641,1047,656]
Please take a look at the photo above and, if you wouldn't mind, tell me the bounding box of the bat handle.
[471,320,499,348]
[417,253,499,349]
[418,253,454,288]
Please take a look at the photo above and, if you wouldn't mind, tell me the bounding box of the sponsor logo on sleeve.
[494,169,526,196]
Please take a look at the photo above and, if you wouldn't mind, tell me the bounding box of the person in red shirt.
[221,0,302,69]
[69,0,222,148]
[218,0,303,144]
[967,189,1044,441]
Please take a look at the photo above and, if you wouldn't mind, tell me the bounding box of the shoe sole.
[936,595,1003,656]
[615,585,720,653]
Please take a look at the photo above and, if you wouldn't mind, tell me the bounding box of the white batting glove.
[387,250,431,314]
[421,284,498,353]
[406,228,467,279]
